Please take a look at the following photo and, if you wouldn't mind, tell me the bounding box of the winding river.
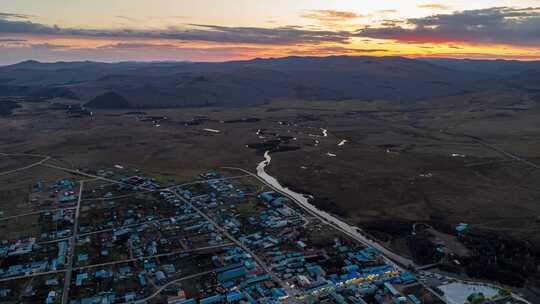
[254,152,533,304]
[256,151,414,268]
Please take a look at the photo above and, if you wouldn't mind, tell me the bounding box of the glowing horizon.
[1,0,540,64]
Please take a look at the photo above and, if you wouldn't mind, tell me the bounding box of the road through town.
[224,151,416,269]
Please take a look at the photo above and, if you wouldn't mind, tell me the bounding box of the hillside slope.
[0,56,537,107]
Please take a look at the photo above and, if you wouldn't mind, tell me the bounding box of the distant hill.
[85,92,131,109]
[508,68,540,90]
[420,58,540,77]
[0,100,19,116]
[30,87,79,100]
[1,56,539,108]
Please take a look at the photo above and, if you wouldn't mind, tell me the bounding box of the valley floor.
[1,93,540,300]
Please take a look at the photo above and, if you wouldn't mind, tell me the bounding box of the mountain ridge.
[1,56,538,108]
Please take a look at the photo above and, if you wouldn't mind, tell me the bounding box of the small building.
[78,253,88,263]
[95,270,111,279]
[384,282,401,298]
[399,272,417,284]
[75,273,88,286]
[260,192,275,203]
[163,264,176,274]
[119,266,132,277]
[199,294,223,304]
[217,267,246,282]
[138,273,147,287]
[125,292,136,302]
[46,291,57,304]
[155,271,166,282]
[226,291,244,302]
[456,223,469,233]
[408,294,422,304]
[0,289,11,298]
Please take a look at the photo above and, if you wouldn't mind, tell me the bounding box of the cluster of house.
[71,258,183,302]
[1,170,434,304]
[120,175,161,190]
[172,173,425,304]
[0,238,67,280]
[1,278,62,304]
[53,179,79,203]
[39,209,74,242]
[178,247,288,304]
[69,243,289,304]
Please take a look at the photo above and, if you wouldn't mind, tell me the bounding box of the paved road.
[129,270,216,304]
[174,174,251,188]
[74,243,233,271]
[5,150,527,302]
[474,138,540,170]
[222,163,415,269]
[433,130,540,170]
[0,207,76,222]
[0,155,50,177]
[0,269,66,282]
[77,216,168,238]
[82,193,139,202]
[42,163,157,192]
[0,242,231,284]
[167,189,296,296]
[61,181,84,304]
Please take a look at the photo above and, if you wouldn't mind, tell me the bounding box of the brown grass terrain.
[1,94,540,294]
[1,96,540,242]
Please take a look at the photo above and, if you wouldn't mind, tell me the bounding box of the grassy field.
[2,97,540,242]
[1,94,540,294]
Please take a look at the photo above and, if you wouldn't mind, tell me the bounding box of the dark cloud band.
[0,17,352,45]
[357,7,540,46]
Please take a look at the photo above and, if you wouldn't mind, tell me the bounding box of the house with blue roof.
[46,291,58,304]
[399,272,417,284]
[76,273,88,286]
[78,253,88,263]
[226,291,244,302]
[95,270,111,279]
[124,292,136,302]
[119,266,132,277]
[270,288,287,298]
[155,271,166,282]
[408,294,422,304]
[307,265,325,279]
[138,273,147,286]
[259,192,275,203]
[0,289,11,298]
[144,260,156,270]
[163,264,176,274]
[174,299,196,304]
[456,223,468,233]
[7,265,23,276]
[199,294,223,304]
[59,194,77,203]
[217,267,246,283]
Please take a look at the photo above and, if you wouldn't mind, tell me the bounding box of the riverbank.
[256,150,415,268]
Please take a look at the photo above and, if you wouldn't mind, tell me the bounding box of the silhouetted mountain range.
[1,56,539,108]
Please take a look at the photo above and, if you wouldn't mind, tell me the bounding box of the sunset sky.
[1,0,540,64]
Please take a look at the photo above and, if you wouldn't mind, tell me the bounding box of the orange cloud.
[358,7,540,47]
[1,6,540,63]
[302,10,365,22]
[417,3,451,10]
[377,9,398,14]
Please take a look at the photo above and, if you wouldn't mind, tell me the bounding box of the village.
[0,161,527,304]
